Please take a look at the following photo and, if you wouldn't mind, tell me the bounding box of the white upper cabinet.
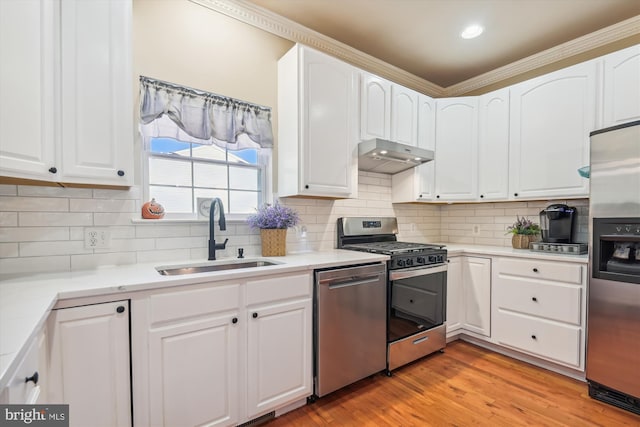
[278,44,358,198]
[360,73,392,141]
[0,0,133,186]
[478,88,510,201]
[509,61,596,199]
[0,0,57,181]
[390,85,419,145]
[391,94,436,202]
[434,97,479,201]
[602,44,640,127]
[59,0,133,186]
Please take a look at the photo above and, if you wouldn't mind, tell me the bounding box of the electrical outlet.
[85,227,111,249]
[472,225,480,236]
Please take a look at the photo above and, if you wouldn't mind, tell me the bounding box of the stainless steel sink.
[156,260,280,276]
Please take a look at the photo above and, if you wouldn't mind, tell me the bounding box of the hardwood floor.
[267,341,640,426]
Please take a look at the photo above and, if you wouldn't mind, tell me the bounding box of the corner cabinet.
[131,272,312,427]
[509,61,596,199]
[278,44,358,198]
[47,300,131,427]
[602,44,640,127]
[446,256,491,338]
[0,0,133,187]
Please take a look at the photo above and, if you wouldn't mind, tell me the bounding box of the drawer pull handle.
[232,317,238,324]
[531,335,537,340]
[532,297,538,302]
[25,371,39,385]
[533,268,539,273]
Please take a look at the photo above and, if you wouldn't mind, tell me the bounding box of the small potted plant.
[247,202,300,256]
[506,216,541,249]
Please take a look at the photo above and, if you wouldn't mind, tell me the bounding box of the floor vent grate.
[589,381,640,415]
[237,411,276,427]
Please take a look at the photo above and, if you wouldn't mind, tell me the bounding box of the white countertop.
[0,244,587,389]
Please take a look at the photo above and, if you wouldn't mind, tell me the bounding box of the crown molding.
[192,0,640,97]
[189,0,446,96]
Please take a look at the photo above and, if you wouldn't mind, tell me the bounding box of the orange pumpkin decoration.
[142,198,165,219]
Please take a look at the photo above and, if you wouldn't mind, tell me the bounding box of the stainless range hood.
[358,139,434,174]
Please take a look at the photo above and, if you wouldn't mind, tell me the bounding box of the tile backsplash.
[0,175,588,275]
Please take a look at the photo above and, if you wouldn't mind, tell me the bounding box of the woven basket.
[260,229,287,256]
[511,234,539,249]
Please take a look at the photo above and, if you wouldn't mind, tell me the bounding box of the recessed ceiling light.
[461,24,484,39]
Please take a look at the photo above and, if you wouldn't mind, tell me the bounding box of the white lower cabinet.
[446,256,491,337]
[47,300,131,427]
[1,329,48,404]
[492,257,586,370]
[132,272,312,427]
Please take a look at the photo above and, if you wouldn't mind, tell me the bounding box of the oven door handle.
[320,273,385,289]
[389,264,447,281]
[599,234,640,242]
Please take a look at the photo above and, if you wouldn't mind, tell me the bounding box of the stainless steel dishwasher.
[314,262,387,397]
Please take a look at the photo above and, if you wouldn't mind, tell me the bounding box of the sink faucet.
[208,198,228,260]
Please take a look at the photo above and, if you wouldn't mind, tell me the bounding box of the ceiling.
[245,0,640,88]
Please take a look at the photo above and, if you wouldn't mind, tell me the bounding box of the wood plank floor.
[266,341,640,426]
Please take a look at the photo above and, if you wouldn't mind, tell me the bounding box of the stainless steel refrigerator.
[587,120,640,415]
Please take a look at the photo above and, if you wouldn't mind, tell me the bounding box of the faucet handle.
[215,238,229,250]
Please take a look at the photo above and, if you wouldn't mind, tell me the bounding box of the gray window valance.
[139,76,273,150]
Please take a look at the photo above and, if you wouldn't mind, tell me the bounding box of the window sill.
[131,214,251,225]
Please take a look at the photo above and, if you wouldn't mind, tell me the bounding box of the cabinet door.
[434,97,479,201]
[390,85,419,145]
[416,94,437,200]
[59,0,133,186]
[446,257,463,336]
[148,312,240,427]
[360,73,391,140]
[48,301,131,427]
[462,257,491,337]
[302,47,358,197]
[0,0,56,181]
[246,298,312,419]
[603,45,640,127]
[478,88,510,200]
[509,61,595,199]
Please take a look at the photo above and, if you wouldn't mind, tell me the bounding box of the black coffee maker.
[539,204,576,243]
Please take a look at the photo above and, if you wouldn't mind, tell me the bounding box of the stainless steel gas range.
[337,217,447,371]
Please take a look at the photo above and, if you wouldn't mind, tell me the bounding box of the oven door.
[388,264,447,343]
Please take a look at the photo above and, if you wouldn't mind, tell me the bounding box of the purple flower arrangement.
[506,216,541,235]
[247,202,300,229]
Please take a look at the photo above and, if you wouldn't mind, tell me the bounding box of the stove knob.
[436,255,444,263]
[417,256,426,264]
[428,255,436,263]
[397,259,405,267]
[406,258,414,266]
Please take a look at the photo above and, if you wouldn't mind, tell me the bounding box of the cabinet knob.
[533,268,539,273]
[436,195,440,199]
[232,317,238,324]
[514,193,519,197]
[117,170,125,177]
[532,297,538,302]
[48,167,57,174]
[252,312,258,318]
[531,335,537,340]
[480,194,484,198]
[116,305,125,313]
[25,371,39,385]
[305,185,309,189]
[419,195,422,198]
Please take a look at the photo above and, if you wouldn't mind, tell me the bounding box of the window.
[145,137,270,217]
[139,77,274,219]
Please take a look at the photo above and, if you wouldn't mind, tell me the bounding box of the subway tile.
[19,212,93,227]
[93,186,141,200]
[136,249,190,263]
[20,241,91,257]
[155,237,205,250]
[135,225,191,238]
[0,185,17,196]
[476,237,510,246]
[0,243,19,257]
[0,256,70,274]
[0,196,68,212]
[94,238,156,253]
[71,252,137,271]
[94,212,137,226]
[18,186,93,198]
[0,212,18,226]
[0,227,70,242]
[70,199,137,213]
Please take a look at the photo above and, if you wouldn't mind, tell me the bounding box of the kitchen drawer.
[4,334,42,404]
[494,310,581,367]
[148,283,240,325]
[495,258,583,284]
[494,279,582,325]
[246,273,312,306]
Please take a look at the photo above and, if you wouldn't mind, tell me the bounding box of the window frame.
[141,135,272,221]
